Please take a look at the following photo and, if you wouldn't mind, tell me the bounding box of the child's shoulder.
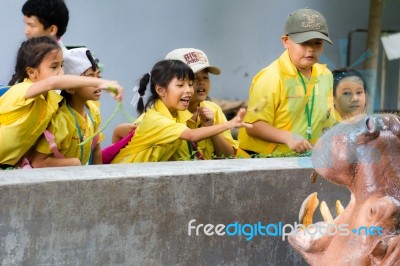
[201,100,223,111]
[86,100,101,112]
[312,62,332,76]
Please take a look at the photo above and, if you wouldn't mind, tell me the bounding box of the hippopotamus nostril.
[358,116,381,143]
[366,117,376,133]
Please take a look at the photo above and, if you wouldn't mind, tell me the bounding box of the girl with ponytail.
[111,59,251,163]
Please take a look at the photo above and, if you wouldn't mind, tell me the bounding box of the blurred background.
[1,0,399,145]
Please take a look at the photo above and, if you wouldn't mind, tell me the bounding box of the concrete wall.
[0,158,349,265]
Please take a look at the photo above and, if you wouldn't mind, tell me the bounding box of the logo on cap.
[183,52,207,65]
[301,14,322,30]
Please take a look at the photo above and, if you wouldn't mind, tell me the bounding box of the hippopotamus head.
[289,114,400,266]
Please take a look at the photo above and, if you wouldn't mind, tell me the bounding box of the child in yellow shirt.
[165,48,237,159]
[31,48,108,167]
[0,36,123,168]
[111,59,250,163]
[238,8,336,157]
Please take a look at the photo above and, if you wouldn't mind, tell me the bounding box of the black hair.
[22,0,69,38]
[136,60,195,115]
[86,50,99,72]
[8,36,61,85]
[332,68,368,97]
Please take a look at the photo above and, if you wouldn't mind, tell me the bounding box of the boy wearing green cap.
[237,8,336,157]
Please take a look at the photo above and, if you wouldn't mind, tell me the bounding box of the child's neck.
[68,98,87,117]
[298,68,312,79]
[188,101,200,113]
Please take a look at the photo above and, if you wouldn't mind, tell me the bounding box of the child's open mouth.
[180,97,191,106]
[196,88,206,95]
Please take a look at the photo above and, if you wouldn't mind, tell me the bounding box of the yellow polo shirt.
[111,99,192,163]
[35,100,104,164]
[238,50,336,156]
[176,100,238,160]
[0,79,62,165]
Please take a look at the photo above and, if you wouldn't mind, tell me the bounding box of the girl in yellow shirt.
[0,36,123,168]
[111,59,250,163]
[31,48,108,167]
[165,48,238,159]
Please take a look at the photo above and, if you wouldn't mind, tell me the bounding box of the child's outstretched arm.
[246,121,312,153]
[25,75,123,100]
[180,108,252,143]
[30,151,81,168]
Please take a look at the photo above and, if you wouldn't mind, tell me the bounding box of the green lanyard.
[297,71,315,141]
[67,104,95,164]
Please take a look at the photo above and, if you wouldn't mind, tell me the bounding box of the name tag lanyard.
[67,104,95,164]
[298,70,315,141]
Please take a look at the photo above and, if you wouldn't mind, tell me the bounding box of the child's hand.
[99,80,123,101]
[199,107,214,127]
[227,108,253,129]
[286,134,312,153]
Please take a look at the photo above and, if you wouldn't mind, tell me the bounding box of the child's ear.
[156,85,166,97]
[281,35,289,48]
[48,25,58,37]
[26,67,38,81]
[65,88,76,95]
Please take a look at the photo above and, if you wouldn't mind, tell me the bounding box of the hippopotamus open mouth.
[288,114,400,266]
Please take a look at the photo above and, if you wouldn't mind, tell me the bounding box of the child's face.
[191,69,210,104]
[83,67,102,79]
[72,68,103,102]
[282,36,324,73]
[23,16,54,39]
[334,77,366,119]
[158,77,193,116]
[32,49,64,81]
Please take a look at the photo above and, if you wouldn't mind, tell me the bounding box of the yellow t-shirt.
[111,99,192,163]
[174,100,238,160]
[0,79,62,165]
[238,50,336,156]
[35,100,104,165]
[331,109,342,123]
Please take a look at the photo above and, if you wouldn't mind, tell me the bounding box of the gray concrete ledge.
[0,158,349,265]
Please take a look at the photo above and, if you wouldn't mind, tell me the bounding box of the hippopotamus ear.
[312,133,356,188]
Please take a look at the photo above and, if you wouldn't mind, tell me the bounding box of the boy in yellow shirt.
[238,8,336,157]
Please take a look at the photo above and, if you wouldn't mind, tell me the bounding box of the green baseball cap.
[284,8,332,44]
